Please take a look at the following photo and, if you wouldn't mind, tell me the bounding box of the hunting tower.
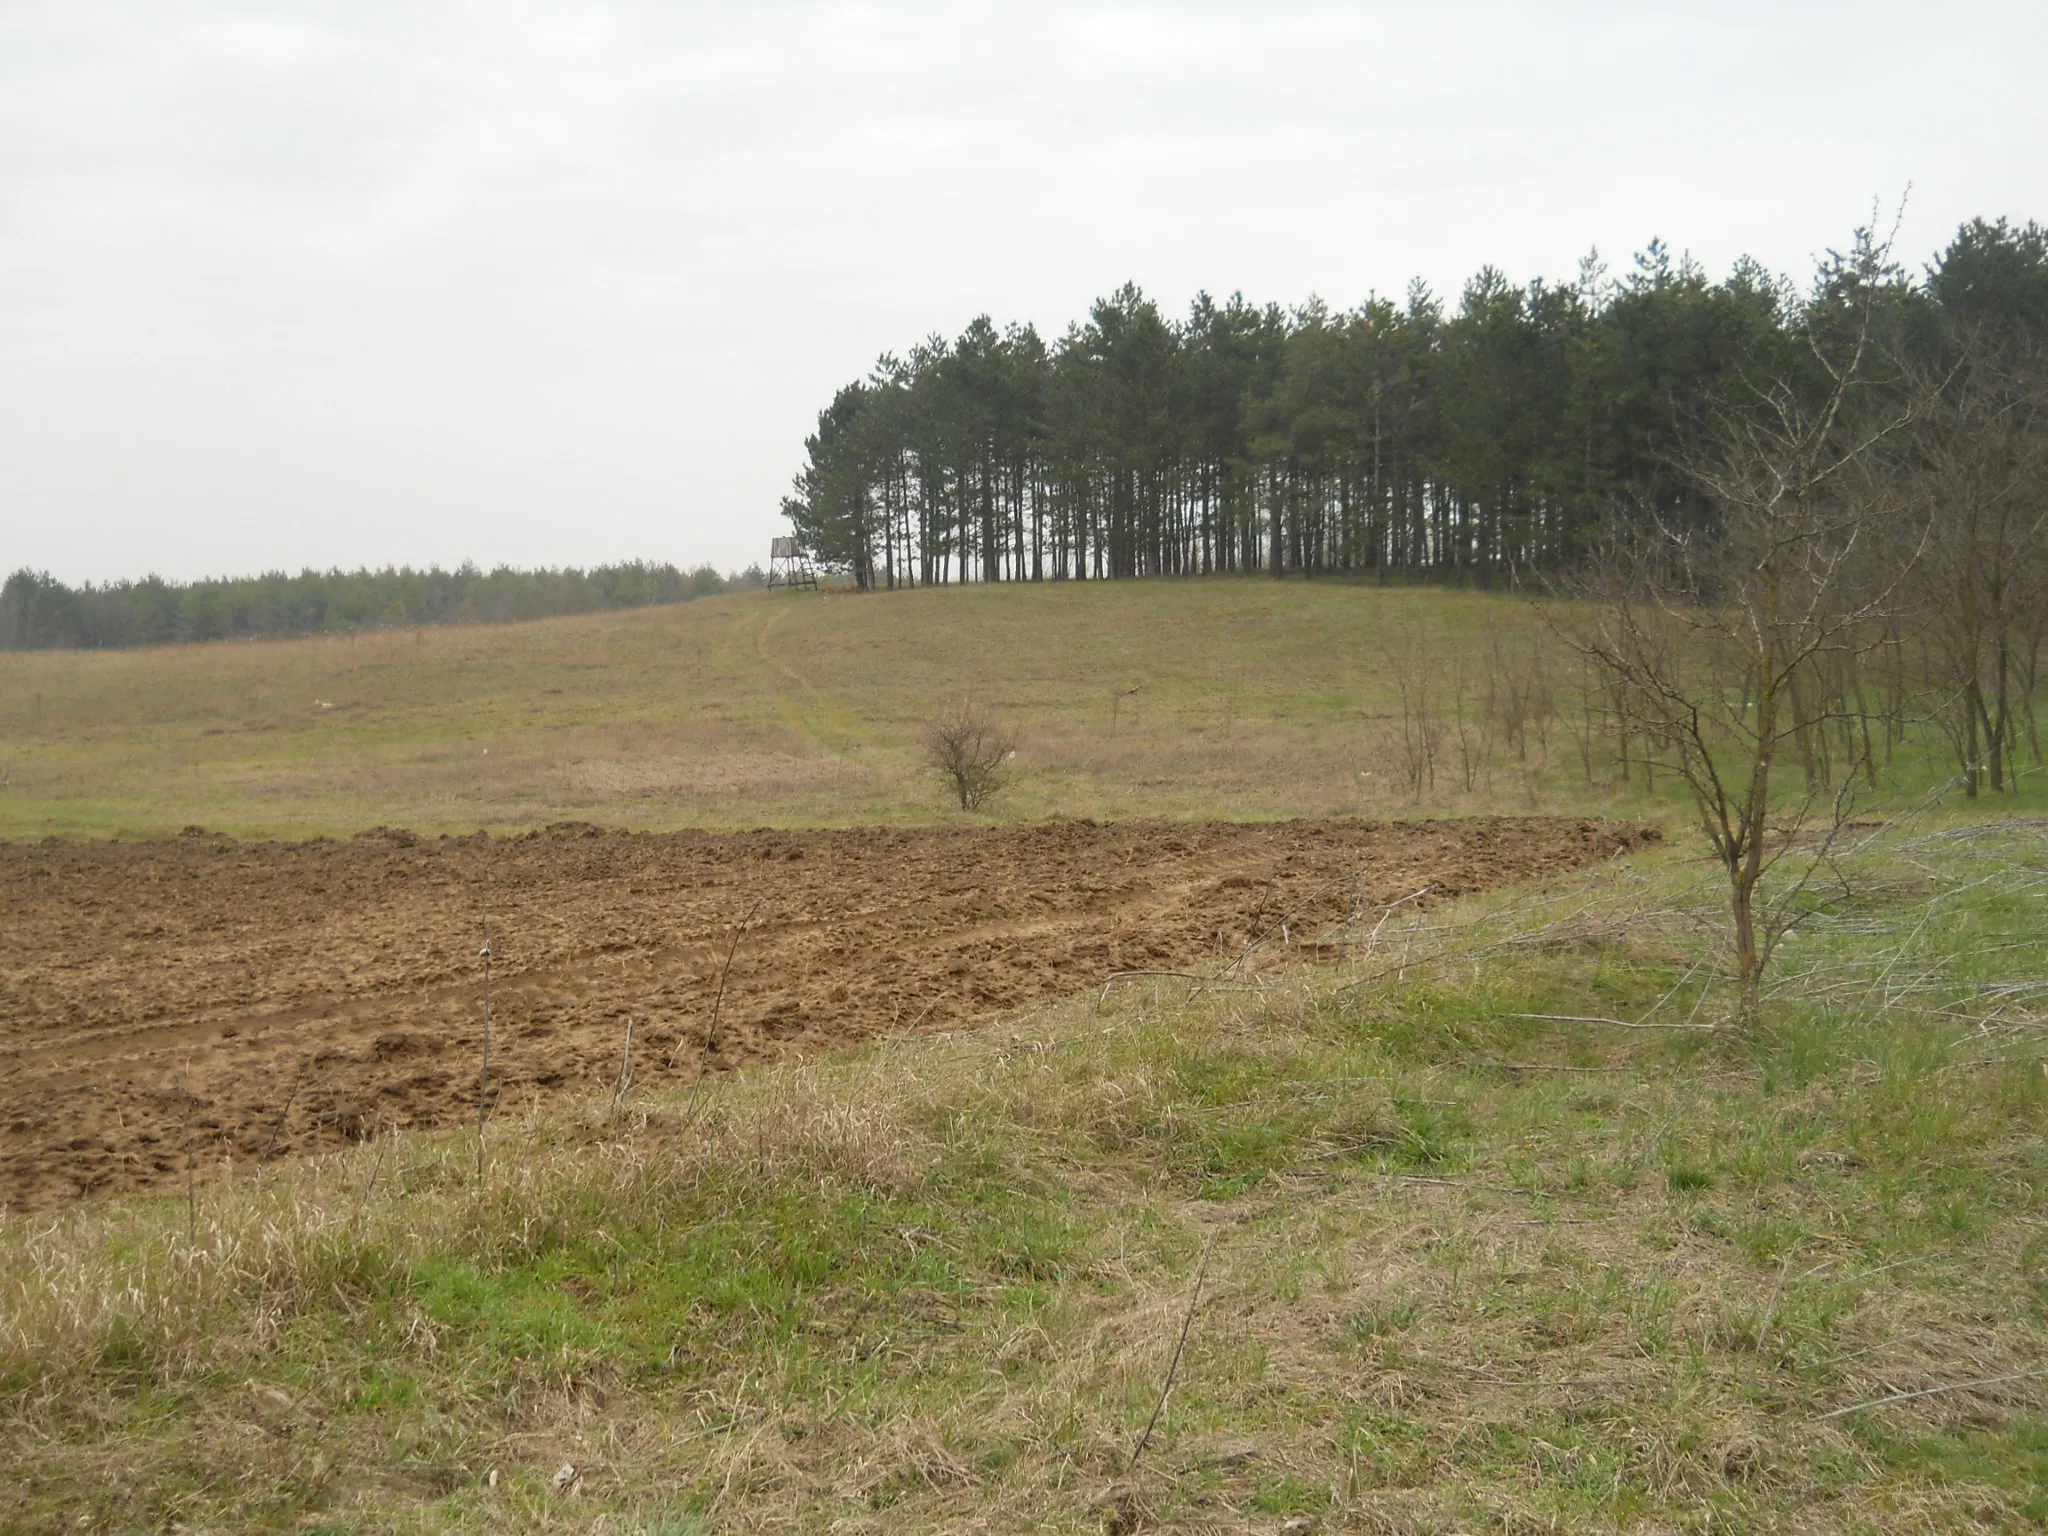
[767,536,817,590]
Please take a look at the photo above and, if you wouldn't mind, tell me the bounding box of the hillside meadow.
[0,578,1663,840]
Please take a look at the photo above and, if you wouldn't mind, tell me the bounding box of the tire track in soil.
[751,603,867,759]
[0,816,1658,1211]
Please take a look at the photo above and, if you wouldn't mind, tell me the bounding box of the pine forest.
[782,218,2048,591]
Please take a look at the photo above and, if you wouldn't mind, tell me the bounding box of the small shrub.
[922,701,1017,811]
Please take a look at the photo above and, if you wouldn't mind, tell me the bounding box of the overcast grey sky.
[4,1,2042,585]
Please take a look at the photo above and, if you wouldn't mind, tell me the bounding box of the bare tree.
[1392,659,1444,800]
[1899,330,2048,794]
[1567,232,1920,1017]
[923,701,1018,811]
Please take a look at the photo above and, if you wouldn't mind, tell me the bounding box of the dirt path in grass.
[0,816,1657,1210]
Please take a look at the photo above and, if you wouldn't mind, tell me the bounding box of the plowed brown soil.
[0,817,1658,1211]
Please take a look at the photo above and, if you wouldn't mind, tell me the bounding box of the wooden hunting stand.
[767,536,817,591]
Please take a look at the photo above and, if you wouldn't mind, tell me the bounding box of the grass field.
[0,578,1660,840]
[4,578,2047,1531]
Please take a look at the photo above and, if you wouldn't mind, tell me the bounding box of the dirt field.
[0,816,1657,1211]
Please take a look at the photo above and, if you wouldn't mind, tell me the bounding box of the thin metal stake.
[178,1069,197,1243]
[477,920,493,1177]
[611,1016,636,1122]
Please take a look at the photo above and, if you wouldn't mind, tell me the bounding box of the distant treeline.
[784,216,2048,588]
[0,561,766,651]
